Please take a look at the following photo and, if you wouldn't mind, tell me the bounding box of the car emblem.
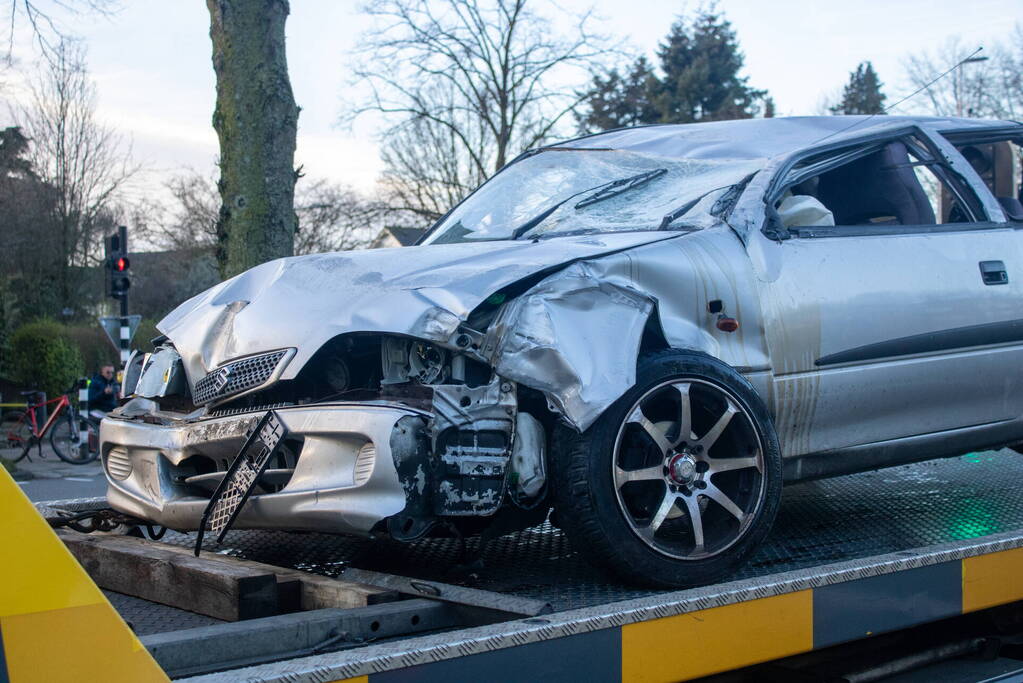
[212,367,232,393]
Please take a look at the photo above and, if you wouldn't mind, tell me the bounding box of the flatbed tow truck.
[5,448,1023,682]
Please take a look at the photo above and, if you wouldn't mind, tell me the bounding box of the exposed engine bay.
[114,327,552,541]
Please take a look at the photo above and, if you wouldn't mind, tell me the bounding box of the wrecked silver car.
[102,115,1023,587]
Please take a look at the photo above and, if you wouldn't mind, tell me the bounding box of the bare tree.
[902,36,1023,119]
[991,26,1023,120]
[207,0,300,279]
[14,38,137,313]
[145,170,379,256]
[293,179,381,254]
[376,83,489,224]
[348,0,613,224]
[2,0,116,64]
[140,171,220,253]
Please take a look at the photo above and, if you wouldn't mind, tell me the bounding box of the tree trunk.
[207,0,299,279]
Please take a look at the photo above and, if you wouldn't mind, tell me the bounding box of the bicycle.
[1,386,98,464]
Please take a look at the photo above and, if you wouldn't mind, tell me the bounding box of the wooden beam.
[59,531,278,621]
[134,538,396,610]
[58,531,395,619]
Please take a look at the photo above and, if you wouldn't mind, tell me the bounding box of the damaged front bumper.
[101,402,424,535]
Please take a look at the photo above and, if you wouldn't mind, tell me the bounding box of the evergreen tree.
[830,61,886,115]
[0,128,35,179]
[577,6,768,132]
[576,57,658,132]
[652,8,766,123]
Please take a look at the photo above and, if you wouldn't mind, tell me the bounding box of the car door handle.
[979,260,1009,285]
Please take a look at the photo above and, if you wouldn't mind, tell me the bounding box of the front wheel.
[551,350,782,588]
[51,410,96,464]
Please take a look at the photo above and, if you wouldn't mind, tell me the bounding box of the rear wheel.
[551,350,782,588]
[51,410,93,464]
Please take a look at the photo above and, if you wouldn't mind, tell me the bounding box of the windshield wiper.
[573,168,668,209]
[512,168,668,240]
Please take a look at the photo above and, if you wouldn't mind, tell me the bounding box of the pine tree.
[652,8,766,123]
[576,57,658,133]
[830,62,886,115]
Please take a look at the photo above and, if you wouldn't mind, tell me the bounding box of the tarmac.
[2,442,107,501]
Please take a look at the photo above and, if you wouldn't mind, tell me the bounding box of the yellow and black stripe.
[318,549,1023,683]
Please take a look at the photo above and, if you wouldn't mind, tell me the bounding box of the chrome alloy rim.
[611,378,766,561]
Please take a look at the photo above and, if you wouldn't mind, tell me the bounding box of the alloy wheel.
[611,378,766,560]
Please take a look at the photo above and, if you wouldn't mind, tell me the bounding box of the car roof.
[549,115,1022,162]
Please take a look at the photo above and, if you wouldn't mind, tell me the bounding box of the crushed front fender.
[481,261,655,431]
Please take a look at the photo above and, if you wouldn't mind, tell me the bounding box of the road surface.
[3,444,107,502]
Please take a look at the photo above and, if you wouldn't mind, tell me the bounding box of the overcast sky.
[0,0,1017,199]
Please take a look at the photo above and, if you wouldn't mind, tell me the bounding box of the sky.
[0,0,1018,200]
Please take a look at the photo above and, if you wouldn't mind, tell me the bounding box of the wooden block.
[131,540,394,609]
[58,531,394,616]
[58,531,278,622]
[289,571,396,610]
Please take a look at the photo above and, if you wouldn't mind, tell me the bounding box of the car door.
[749,127,1023,459]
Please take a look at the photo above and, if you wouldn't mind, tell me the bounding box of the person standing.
[88,364,119,416]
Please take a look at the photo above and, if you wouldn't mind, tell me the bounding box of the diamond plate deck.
[142,449,1023,612]
[41,448,1023,681]
[103,591,222,636]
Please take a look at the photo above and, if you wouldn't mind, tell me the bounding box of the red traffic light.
[115,256,130,272]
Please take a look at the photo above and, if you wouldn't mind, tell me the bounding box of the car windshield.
[422,149,764,244]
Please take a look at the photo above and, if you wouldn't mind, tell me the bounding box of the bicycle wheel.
[50,410,91,464]
[2,411,32,462]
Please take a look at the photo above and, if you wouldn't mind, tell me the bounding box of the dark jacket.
[88,373,119,411]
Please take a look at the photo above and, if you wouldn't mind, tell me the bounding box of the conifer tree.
[830,61,887,115]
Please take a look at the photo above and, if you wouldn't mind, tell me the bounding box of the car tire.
[550,349,782,588]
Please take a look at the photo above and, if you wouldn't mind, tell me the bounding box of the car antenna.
[810,46,985,146]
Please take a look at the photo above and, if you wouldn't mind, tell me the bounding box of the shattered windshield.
[422,148,764,244]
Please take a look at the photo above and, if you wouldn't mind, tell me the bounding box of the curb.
[9,467,35,481]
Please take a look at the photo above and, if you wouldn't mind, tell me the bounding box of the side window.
[774,137,984,231]
[954,140,1022,221]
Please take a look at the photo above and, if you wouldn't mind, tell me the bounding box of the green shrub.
[66,324,119,375]
[8,320,83,397]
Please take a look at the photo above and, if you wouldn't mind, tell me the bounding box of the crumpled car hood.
[158,231,677,386]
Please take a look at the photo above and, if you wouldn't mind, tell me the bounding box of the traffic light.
[104,225,131,300]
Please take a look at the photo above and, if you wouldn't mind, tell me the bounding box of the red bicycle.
[1,387,98,464]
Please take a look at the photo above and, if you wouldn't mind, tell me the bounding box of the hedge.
[7,320,84,397]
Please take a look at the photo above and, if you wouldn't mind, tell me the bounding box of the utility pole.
[957,55,989,117]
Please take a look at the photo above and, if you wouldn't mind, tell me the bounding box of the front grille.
[192,350,288,405]
[354,443,376,485]
[106,447,132,480]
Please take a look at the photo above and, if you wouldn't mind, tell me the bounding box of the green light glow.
[947,497,999,540]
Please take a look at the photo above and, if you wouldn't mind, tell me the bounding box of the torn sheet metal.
[482,262,654,431]
[157,231,678,386]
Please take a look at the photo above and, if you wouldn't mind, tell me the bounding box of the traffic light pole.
[119,291,130,365]
[113,225,131,365]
